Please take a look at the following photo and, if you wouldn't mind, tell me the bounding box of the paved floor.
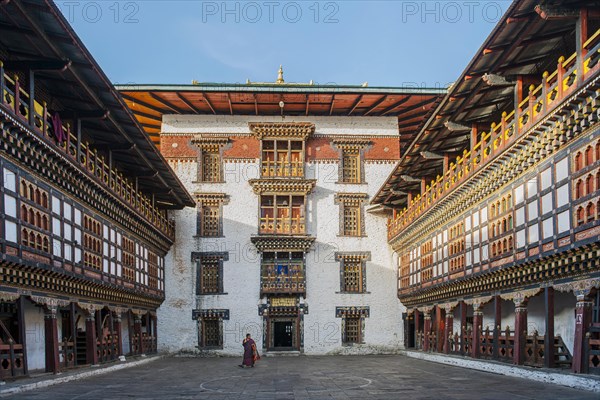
[4,355,598,399]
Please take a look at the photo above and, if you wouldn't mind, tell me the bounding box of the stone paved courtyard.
[5,355,598,399]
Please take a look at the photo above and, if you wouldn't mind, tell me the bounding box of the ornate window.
[192,309,229,349]
[261,140,304,177]
[575,152,583,171]
[191,136,229,183]
[332,139,370,184]
[334,193,368,237]
[576,206,585,225]
[202,152,221,182]
[587,203,596,223]
[259,195,305,235]
[336,252,370,293]
[586,174,594,196]
[195,193,229,237]
[585,145,594,166]
[260,252,305,294]
[342,150,360,183]
[336,307,369,345]
[193,252,228,295]
[576,179,584,199]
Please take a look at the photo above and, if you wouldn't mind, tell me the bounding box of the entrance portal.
[273,321,293,348]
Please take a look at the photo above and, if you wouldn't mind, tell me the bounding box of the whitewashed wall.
[24,301,45,371]
[158,116,402,355]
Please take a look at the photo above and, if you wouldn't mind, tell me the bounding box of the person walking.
[239,333,260,368]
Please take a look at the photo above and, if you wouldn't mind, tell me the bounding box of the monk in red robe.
[239,333,260,368]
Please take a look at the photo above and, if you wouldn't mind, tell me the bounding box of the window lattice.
[344,317,361,344]
[203,319,220,347]
[343,260,362,292]
[202,152,221,182]
[342,152,360,183]
[343,206,360,236]
[202,206,220,237]
[201,259,220,293]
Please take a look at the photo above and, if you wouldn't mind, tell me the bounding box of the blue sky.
[55,1,511,88]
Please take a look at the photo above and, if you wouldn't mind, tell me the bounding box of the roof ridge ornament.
[276,65,285,84]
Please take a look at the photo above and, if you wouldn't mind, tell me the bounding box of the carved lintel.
[31,296,70,315]
[248,178,316,195]
[249,122,315,140]
[555,278,600,301]
[417,305,434,315]
[0,291,21,303]
[500,288,541,307]
[77,302,99,316]
[464,296,493,310]
[441,301,460,313]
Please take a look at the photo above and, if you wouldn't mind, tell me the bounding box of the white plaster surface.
[24,301,46,371]
[159,116,402,355]
[162,115,399,137]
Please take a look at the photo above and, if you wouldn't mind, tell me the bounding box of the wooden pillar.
[471,304,483,359]
[423,309,432,352]
[153,314,158,352]
[513,300,528,365]
[544,287,555,368]
[85,310,98,365]
[28,70,35,127]
[70,302,77,366]
[435,306,444,353]
[134,313,144,354]
[113,311,123,356]
[572,296,593,373]
[576,8,589,84]
[414,309,420,349]
[458,301,467,354]
[470,124,478,151]
[17,296,28,374]
[443,306,454,354]
[44,307,59,373]
[493,295,502,359]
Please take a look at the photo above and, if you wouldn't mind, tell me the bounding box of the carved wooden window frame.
[336,306,369,345]
[194,193,229,238]
[193,252,228,295]
[335,252,370,294]
[332,139,371,184]
[191,137,229,183]
[193,309,230,350]
[334,193,368,237]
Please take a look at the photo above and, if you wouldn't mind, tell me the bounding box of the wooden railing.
[0,339,25,379]
[584,323,600,375]
[261,266,305,293]
[259,215,305,235]
[141,334,157,353]
[388,28,600,242]
[261,160,304,178]
[97,333,119,363]
[59,338,76,370]
[0,62,174,239]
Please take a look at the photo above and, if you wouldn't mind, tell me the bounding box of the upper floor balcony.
[261,139,305,178]
[0,63,175,240]
[259,195,306,235]
[260,252,305,295]
[388,28,600,242]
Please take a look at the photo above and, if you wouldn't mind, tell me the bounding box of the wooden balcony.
[261,160,304,178]
[259,215,305,235]
[260,264,305,295]
[388,28,600,242]
[0,63,174,240]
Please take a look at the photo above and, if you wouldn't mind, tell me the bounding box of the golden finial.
[276,65,284,84]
